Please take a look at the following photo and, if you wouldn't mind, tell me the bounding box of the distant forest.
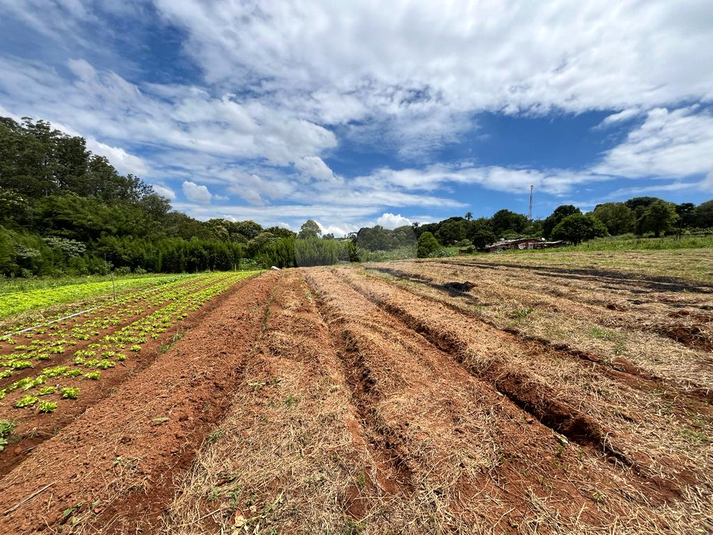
[1,117,712,276]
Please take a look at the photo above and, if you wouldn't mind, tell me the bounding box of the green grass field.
[548,233,713,252]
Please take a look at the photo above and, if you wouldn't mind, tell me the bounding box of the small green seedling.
[38,401,57,413]
[61,387,80,399]
[0,420,14,451]
[45,366,68,378]
[84,372,101,380]
[15,395,40,408]
[0,419,15,438]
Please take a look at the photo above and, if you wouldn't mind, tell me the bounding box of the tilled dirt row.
[441,259,713,295]
[368,261,713,396]
[339,270,712,472]
[0,272,277,535]
[303,269,695,533]
[327,266,713,532]
[434,259,713,354]
[164,271,391,533]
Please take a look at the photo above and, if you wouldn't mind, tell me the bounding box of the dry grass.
[369,260,713,393]
[307,269,713,533]
[333,265,713,533]
[465,249,713,284]
[160,259,712,533]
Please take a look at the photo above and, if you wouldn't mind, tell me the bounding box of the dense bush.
[417,232,441,258]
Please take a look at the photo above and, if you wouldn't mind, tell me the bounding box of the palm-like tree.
[465,211,473,221]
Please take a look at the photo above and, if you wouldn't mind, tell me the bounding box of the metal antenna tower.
[528,185,534,220]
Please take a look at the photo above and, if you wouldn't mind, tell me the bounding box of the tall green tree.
[551,214,608,245]
[298,219,322,239]
[638,200,679,237]
[543,205,581,239]
[417,231,440,258]
[468,220,496,250]
[491,209,528,237]
[674,203,696,235]
[436,219,467,244]
[694,200,713,228]
[591,203,635,236]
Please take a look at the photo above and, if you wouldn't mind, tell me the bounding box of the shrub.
[417,232,440,258]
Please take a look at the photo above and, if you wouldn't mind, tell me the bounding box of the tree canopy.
[591,203,635,236]
[551,214,608,245]
[543,205,581,239]
[298,220,322,239]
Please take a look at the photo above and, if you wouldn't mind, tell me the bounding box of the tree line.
[1,116,712,276]
[357,197,712,258]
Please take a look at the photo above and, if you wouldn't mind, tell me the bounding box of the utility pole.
[528,185,534,221]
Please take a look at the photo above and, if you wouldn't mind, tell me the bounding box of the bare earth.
[0,257,711,534]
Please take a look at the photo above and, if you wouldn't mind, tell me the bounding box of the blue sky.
[1,1,712,235]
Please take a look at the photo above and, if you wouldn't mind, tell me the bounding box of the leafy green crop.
[15,395,39,408]
[38,401,57,413]
[61,387,80,399]
[1,272,258,416]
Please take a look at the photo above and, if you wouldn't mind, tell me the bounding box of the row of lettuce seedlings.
[0,272,253,414]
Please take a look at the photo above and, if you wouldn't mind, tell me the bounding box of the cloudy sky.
[1,1,712,235]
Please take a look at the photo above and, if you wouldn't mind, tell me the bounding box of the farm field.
[0,254,711,534]
[0,273,198,324]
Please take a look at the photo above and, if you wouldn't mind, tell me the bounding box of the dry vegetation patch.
[334,265,713,532]
[370,260,713,395]
[302,269,704,533]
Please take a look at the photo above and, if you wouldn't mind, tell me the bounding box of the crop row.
[0,272,257,415]
[0,273,199,323]
[0,273,213,358]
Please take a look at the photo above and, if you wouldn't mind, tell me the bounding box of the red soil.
[0,272,277,534]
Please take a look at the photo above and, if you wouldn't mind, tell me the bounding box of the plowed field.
[0,258,711,534]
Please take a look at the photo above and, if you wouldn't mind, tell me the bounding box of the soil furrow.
[165,271,418,533]
[337,267,709,500]
[431,261,713,353]
[0,272,277,535]
[438,260,713,294]
[302,269,687,533]
[315,305,416,496]
[368,264,713,400]
[345,273,630,456]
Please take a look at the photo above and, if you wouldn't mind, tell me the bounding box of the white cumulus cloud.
[85,137,149,176]
[375,213,412,229]
[294,156,336,182]
[151,184,175,200]
[182,181,213,204]
[594,106,713,180]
